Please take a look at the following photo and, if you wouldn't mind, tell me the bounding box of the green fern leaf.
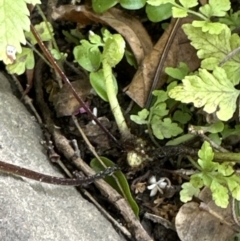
[183,24,240,85]
[199,0,230,18]
[0,0,40,64]
[211,180,229,208]
[169,67,240,121]
[152,117,183,139]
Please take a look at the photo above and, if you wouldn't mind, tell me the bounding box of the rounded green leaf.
[172,7,188,18]
[90,69,118,102]
[73,41,101,72]
[120,0,146,10]
[180,182,200,203]
[179,0,198,9]
[92,0,118,13]
[146,3,172,22]
[103,34,125,67]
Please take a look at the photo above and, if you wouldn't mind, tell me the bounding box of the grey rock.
[0,72,125,241]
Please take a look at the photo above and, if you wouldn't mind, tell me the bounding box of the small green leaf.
[180,182,200,203]
[166,133,195,146]
[218,162,234,176]
[169,67,240,121]
[90,69,118,102]
[120,0,146,9]
[25,21,53,45]
[172,110,191,124]
[226,178,239,193]
[6,47,34,74]
[199,0,230,18]
[191,122,224,134]
[192,21,226,34]
[150,102,168,118]
[89,46,102,70]
[219,10,240,30]
[205,122,224,133]
[125,49,137,68]
[197,141,216,171]
[50,49,67,61]
[73,40,102,72]
[103,34,125,67]
[172,7,188,18]
[190,174,204,188]
[102,28,112,43]
[146,3,172,22]
[130,109,149,125]
[165,62,189,80]
[221,124,240,139]
[152,90,168,102]
[89,31,103,45]
[152,118,183,139]
[232,185,240,201]
[208,133,221,146]
[90,157,139,217]
[92,0,118,13]
[179,0,198,9]
[210,180,229,208]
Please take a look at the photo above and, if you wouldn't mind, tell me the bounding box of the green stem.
[26,41,52,67]
[102,61,131,140]
[214,152,240,163]
[172,3,208,21]
[187,155,202,171]
[36,4,60,52]
[187,9,208,21]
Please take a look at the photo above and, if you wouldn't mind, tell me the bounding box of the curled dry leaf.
[125,18,200,108]
[52,5,152,65]
[53,80,91,117]
[175,188,237,241]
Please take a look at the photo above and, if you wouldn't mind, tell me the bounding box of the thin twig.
[11,74,42,124]
[71,115,127,200]
[219,47,240,66]
[145,18,181,108]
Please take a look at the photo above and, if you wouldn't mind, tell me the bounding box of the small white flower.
[147,176,171,197]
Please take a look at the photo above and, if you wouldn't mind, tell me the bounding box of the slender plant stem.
[36,4,59,52]
[102,60,131,140]
[186,155,202,171]
[171,3,208,21]
[26,41,52,67]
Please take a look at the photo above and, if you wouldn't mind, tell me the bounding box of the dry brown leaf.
[175,188,238,241]
[52,5,152,65]
[125,18,200,108]
[53,80,91,117]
